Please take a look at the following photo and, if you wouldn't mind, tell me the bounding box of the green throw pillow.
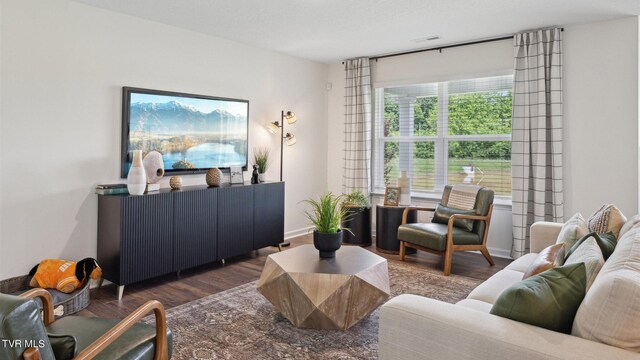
[565,231,617,261]
[432,203,476,232]
[490,263,586,333]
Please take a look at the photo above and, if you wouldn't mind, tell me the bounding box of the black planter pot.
[341,206,372,246]
[313,230,342,258]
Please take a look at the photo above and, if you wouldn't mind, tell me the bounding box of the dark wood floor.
[80,234,511,318]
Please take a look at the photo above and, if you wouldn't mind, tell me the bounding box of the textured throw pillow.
[587,204,626,239]
[431,203,476,232]
[556,213,589,253]
[522,243,565,279]
[572,225,640,352]
[490,263,586,334]
[565,232,617,261]
[564,237,605,291]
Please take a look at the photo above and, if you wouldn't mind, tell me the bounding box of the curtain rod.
[342,28,564,64]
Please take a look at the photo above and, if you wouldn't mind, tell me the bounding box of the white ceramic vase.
[398,171,411,206]
[258,173,266,183]
[127,150,147,195]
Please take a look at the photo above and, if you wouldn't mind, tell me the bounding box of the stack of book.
[96,183,128,195]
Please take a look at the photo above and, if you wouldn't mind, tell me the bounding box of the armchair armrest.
[530,221,563,253]
[20,288,55,326]
[401,206,436,224]
[379,294,637,360]
[74,300,169,360]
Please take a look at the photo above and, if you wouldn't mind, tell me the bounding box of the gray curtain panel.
[343,58,372,195]
[511,28,564,258]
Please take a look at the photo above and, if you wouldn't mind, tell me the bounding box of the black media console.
[97,182,285,299]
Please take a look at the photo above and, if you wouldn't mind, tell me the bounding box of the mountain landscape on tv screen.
[127,99,248,171]
[130,100,246,134]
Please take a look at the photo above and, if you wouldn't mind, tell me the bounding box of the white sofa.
[379,221,640,360]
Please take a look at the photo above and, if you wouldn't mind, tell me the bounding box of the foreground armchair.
[0,288,171,360]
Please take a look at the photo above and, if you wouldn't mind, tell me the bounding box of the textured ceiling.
[72,0,639,63]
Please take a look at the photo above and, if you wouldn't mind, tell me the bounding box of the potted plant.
[253,147,270,182]
[303,192,351,258]
[341,190,372,246]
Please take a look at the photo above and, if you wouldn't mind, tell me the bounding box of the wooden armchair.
[0,288,171,360]
[397,186,495,275]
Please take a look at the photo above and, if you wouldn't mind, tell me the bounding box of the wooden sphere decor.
[169,176,182,190]
[206,168,223,187]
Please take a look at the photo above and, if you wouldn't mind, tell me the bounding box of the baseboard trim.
[285,226,313,240]
[486,247,512,259]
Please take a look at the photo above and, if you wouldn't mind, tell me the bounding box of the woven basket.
[0,274,91,318]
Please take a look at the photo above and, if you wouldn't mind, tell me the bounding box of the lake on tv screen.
[164,142,246,169]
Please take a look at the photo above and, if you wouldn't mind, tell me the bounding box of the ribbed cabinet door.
[120,193,174,284]
[217,186,254,259]
[174,189,217,270]
[253,183,285,248]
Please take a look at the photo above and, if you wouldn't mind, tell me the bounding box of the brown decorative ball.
[206,168,223,187]
[169,176,182,190]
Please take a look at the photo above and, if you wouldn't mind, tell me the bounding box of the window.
[373,75,513,197]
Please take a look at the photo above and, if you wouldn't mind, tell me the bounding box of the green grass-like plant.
[253,147,270,173]
[341,189,370,208]
[302,192,351,234]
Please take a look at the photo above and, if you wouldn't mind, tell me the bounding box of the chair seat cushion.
[398,223,480,252]
[46,316,172,360]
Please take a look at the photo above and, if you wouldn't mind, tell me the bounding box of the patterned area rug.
[152,261,482,360]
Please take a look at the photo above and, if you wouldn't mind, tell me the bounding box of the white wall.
[327,16,640,258]
[564,17,639,217]
[0,0,329,278]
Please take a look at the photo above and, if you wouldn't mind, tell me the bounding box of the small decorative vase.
[206,167,223,187]
[397,171,411,206]
[142,151,165,184]
[313,230,342,258]
[169,176,182,190]
[251,165,259,184]
[258,173,266,183]
[127,150,147,196]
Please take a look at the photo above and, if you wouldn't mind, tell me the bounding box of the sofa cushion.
[466,269,524,304]
[587,204,626,238]
[432,203,476,232]
[490,263,587,334]
[572,224,640,352]
[504,253,538,273]
[619,214,640,239]
[556,213,588,253]
[564,237,605,291]
[456,298,493,313]
[46,316,173,360]
[397,223,480,251]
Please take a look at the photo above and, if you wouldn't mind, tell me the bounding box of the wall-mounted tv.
[121,87,249,178]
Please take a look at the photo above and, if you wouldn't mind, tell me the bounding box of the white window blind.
[373,75,513,197]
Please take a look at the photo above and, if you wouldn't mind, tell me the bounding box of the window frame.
[372,75,513,200]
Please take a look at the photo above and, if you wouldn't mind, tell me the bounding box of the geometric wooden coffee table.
[257,244,390,330]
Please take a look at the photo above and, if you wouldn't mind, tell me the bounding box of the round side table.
[375,205,417,255]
